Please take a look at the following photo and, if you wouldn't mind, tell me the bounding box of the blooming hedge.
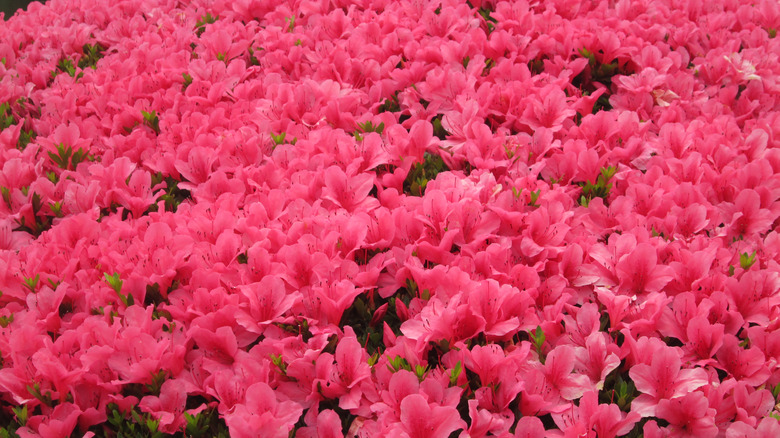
[1,0,780,436]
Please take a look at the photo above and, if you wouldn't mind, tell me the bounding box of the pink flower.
[513,416,546,438]
[552,391,640,438]
[574,333,621,390]
[542,345,592,401]
[224,382,303,438]
[716,335,771,387]
[655,391,718,438]
[322,165,378,212]
[629,346,709,417]
[331,327,372,410]
[520,85,576,132]
[138,379,189,433]
[400,297,486,346]
[22,402,81,438]
[615,243,675,295]
[236,276,300,334]
[396,394,466,438]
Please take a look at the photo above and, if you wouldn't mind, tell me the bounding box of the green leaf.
[23,274,39,293]
[1,186,11,209]
[12,404,27,426]
[0,102,14,130]
[414,364,429,381]
[270,132,287,145]
[17,129,34,150]
[248,47,262,66]
[182,72,193,91]
[78,43,106,70]
[271,353,288,375]
[740,251,757,270]
[195,13,218,37]
[0,314,13,328]
[529,189,541,207]
[103,272,123,294]
[403,153,450,197]
[449,361,463,387]
[141,110,160,135]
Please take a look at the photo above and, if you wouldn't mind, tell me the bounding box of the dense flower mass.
[1,0,780,436]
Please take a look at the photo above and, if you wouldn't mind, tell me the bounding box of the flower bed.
[1,0,780,436]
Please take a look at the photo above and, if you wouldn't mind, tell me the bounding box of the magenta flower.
[629,346,709,417]
[655,391,718,438]
[396,394,466,438]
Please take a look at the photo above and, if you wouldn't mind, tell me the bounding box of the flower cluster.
[1,0,780,436]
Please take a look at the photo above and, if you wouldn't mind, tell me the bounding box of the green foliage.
[573,48,631,113]
[377,90,401,114]
[49,201,63,218]
[26,382,54,408]
[430,114,449,140]
[579,166,616,207]
[387,355,412,373]
[285,16,295,32]
[181,72,193,91]
[482,57,495,76]
[145,370,169,396]
[104,272,134,307]
[529,189,541,207]
[12,192,55,237]
[17,129,34,150]
[274,317,313,342]
[142,110,160,135]
[104,403,164,438]
[467,2,497,34]
[270,132,297,148]
[103,272,123,294]
[530,326,546,364]
[403,152,450,196]
[612,375,636,411]
[740,251,757,270]
[247,46,262,66]
[194,13,218,37]
[270,353,288,376]
[353,121,385,140]
[78,43,106,70]
[22,273,39,293]
[51,58,76,79]
[11,406,27,427]
[0,103,13,130]
[449,361,463,387]
[0,404,24,438]
[148,173,192,213]
[0,314,13,328]
[184,409,229,438]
[48,143,93,170]
[0,187,10,210]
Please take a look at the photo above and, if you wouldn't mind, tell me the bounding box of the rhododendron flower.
[224,382,303,438]
[2,0,780,435]
[322,165,379,212]
[629,346,709,417]
[391,394,466,438]
[400,296,487,346]
[716,335,771,387]
[654,391,718,438]
[138,379,189,433]
[551,391,640,438]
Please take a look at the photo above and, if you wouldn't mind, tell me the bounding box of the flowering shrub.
[1,0,780,436]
